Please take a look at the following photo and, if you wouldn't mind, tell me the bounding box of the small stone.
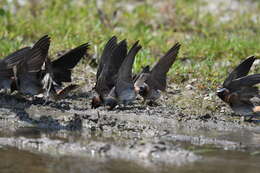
[185,84,194,90]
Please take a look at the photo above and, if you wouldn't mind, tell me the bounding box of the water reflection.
[0,146,151,173]
[0,145,260,173]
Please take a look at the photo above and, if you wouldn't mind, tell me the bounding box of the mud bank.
[0,85,260,172]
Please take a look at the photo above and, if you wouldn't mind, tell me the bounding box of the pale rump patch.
[134,86,140,93]
[253,106,260,112]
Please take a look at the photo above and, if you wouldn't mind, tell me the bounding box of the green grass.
[1,0,260,90]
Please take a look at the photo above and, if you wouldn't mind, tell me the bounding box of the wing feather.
[146,43,180,91]
[223,56,256,88]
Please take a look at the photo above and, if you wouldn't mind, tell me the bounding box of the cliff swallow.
[42,42,89,99]
[135,43,181,104]
[13,35,50,96]
[217,56,260,118]
[92,36,127,108]
[105,41,142,109]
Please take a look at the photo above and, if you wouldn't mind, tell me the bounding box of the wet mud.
[0,82,260,172]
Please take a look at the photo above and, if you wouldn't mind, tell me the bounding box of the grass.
[1,0,260,91]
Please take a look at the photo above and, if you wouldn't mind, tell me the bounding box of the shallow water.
[0,147,151,173]
[1,143,260,173]
[1,127,260,173]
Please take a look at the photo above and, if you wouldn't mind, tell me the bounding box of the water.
[0,127,260,173]
[1,145,260,173]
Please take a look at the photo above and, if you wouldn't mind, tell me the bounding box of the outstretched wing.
[115,41,141,95]
[18,35,50,73]
[227,74,260,91]
[96,36,118,80]
[0,47,30,78]
[1,47,30,68]
[146,43,181,91]
[223,56,256,88]
[106,39,127,88]
[95,39,127,97]
[52,43,89,69]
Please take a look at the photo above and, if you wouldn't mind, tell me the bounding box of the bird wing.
[0,47,31,78]
[95,40,128,97]
[223,56,256,88]
[115,41,141,95]
[96,36,117,80]
[52,43,89,69]
[106,39,127,88]
[1,47,30,68]
[18,35,50,73]
[228,74,260,91]
[146,42,181,91]
[133,65,150,83]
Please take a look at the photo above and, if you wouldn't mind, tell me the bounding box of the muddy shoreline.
[0,81,260,171]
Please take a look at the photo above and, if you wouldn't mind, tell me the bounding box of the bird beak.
[216,88,230,102]
[216,88,228,93]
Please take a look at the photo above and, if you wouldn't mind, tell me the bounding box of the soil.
[0,71,260,172]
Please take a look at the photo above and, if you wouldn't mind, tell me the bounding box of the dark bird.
[2,36,88,99]
[105,41,142,109]
[0,47,30,93]
[42,42,89,99]
[47,42,89,88]
[217,56,260,118]
[135,42,181,104]
[13,35,51,96]
[92,36,127,108]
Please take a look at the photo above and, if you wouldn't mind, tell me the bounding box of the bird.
[104,41,142,109]
[135,42,181,104]
[91,36,127,108]
[3,35,88,100]
[45,42,89,88]
[13,35,51,96]
[216,56,260,118]
[42,42,89,99]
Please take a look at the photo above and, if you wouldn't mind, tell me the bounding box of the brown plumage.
[217,56,260,117]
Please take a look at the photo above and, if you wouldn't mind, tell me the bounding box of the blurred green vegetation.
[1,0,260,89]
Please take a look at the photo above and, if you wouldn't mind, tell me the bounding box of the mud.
[0,78,260,173]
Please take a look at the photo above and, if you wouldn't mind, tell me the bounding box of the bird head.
[216,88,230,102]
[91,95,102,109]
[137,84,149,97]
